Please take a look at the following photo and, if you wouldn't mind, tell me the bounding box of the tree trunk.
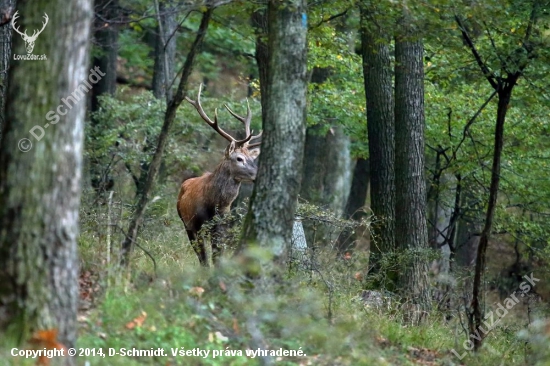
[0,0,91,358]
[90,0,118,195]
[121,9,212,265]
[135,0,178,196]
[470,86,514,349]
[0,0,15,142]
[336,157,370,253]
[360,2,396,259]
[455,2,539,348]
[240,0,307,263]
[394,15,430,319]
[300,125,351,215]
[152,0,177,101]
[343,157,369,220]
[251,7,268,124]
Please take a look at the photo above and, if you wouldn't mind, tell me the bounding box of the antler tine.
[224,98,252,137]
[247,130,262,148]
[185,84,236,143]
[11,11,26,37]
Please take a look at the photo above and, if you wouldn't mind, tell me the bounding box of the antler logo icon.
[11,11,49,54]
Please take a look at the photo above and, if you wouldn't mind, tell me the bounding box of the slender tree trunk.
[455,2,538,348]
[394,15,430,319]
[240,0,307,263]
[0,0,91,359]
[152,0,177,101]
[470,86,515,349]
[360,2,395,258]
[121,9,212,265]
[134,0,178,196]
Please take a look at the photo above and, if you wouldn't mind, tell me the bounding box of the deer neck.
[206,160,241,211]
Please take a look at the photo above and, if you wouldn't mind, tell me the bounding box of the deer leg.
[187,230,208,267]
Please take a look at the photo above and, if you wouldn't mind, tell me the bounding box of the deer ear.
[225,141,236,157]
[248,148,260,160]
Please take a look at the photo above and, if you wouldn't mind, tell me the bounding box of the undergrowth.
[2,195,548,366]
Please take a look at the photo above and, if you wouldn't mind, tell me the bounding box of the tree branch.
[454,15,498,90]
[311,8,349,29]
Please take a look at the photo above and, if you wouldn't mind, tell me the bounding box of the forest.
[0,0,549,365]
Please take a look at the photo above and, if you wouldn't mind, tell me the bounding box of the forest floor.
[68,207,549,366]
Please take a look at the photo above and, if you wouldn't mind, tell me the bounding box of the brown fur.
[177,145,259,266]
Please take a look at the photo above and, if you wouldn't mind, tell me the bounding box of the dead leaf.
[29,329,67,366]
[219,281,227,292]
[125,311,147,329]
[189,287,205,297]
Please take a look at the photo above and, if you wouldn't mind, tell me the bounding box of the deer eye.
[236,157,244,162]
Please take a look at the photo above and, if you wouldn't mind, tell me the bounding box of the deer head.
[11,11,49,54]
[185,84,262,182]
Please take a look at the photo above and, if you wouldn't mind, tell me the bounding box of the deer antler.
[28,13,48,41]
[185,84,253,146]
[11,11,27,39]
[11,12,48,41]
[224,99,262,148]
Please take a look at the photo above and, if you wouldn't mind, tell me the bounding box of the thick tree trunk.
[335,157,370,253]
[240,0,307,262]
[121,9,212,265]
[251,7,268,124]
[394,17,430,319]
[343,157,369,220]
[90,0,118,194]
[0,0,91,358]
[360,2,395,257]
[0,0,14,142]
[301,125,351,215]
[91,0,118,112]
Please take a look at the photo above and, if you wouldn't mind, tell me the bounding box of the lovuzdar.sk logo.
[11,11,48,61]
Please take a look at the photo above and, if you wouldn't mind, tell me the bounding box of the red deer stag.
[177,84,261,266]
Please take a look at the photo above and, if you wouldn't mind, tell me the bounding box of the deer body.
[177,85,261,266]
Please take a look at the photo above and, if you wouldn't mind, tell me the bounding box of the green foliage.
[307,5,367,157]
[118,29,154,72]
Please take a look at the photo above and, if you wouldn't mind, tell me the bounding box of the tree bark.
[251,6,268,124]
[394,15,430,318]
[152,0,177,101]
[360,2,395,256]
[336,157,370,252]
[121,8,212,265]
[0,0,15,142]
[471,85,515,349]
[0,0,91,358]
[134,0,178,196]
[300,125,351,215]
[90,0,118,195]
[240,0,307,263]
